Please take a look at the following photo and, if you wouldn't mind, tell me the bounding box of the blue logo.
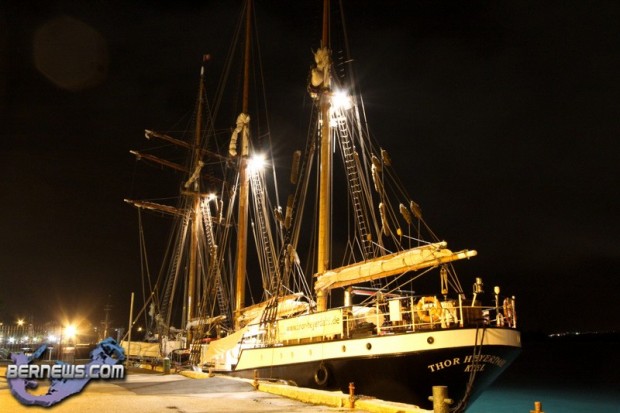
[6,337,125,407]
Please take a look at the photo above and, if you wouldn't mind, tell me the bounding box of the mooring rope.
[451,324,488,412]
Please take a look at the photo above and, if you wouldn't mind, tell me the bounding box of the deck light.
[331,90,352,110]
[248,154,266,172]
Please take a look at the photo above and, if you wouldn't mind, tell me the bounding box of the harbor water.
[468,332,620,413]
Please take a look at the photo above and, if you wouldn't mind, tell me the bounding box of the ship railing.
[342,295,517,337]
[238,294,517,346]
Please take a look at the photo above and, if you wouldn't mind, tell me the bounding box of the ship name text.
[427,354,507,373]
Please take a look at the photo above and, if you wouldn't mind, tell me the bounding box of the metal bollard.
[428,386,453,413]
[348,382,356,409]
[530,401,544,413]
[162,357,171,374]
[253,369,259,389]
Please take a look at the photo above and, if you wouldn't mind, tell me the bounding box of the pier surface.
[1,366,428,413]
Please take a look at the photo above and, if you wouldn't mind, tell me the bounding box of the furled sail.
[314,242,477,291]
[228,113,250,157]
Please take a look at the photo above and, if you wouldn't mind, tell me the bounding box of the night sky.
[1,1,618,334]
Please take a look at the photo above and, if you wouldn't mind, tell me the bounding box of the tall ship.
[125,1,521,411]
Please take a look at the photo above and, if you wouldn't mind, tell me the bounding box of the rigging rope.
[138,209,154,327]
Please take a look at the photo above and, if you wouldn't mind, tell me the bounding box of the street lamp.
[65,325,77,340]
[61,324,78,362]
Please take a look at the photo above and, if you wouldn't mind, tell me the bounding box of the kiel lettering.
[427,354,507,373]
[464,363,485,372]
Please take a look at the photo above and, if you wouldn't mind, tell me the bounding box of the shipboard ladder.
[200,199,231,329]
[334,106,374,259]
[249,166,280,296]
[160,213,191,329]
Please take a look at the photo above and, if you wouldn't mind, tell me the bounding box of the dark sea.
[468,333,620,413]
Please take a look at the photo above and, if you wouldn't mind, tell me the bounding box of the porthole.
[366,342,372,350]
[342,345,346,352]
[427,336,434,345]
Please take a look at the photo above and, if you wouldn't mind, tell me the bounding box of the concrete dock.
[1,366,429,413]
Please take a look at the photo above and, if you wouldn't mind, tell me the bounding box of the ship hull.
[223,327,521,410]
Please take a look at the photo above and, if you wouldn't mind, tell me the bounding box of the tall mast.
[316,0,332,312]
[185,56,208,344]
[234,0,252,329]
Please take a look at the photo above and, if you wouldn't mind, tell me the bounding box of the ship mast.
[125,57,211,340]
[316,0,332,312]
[233,0,253,329]
[184,56,208,344]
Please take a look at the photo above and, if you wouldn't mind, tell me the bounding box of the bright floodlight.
[331,90,352,110]
[17,319,25,327]
[248,154,266,172]
[65,325,77,339]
